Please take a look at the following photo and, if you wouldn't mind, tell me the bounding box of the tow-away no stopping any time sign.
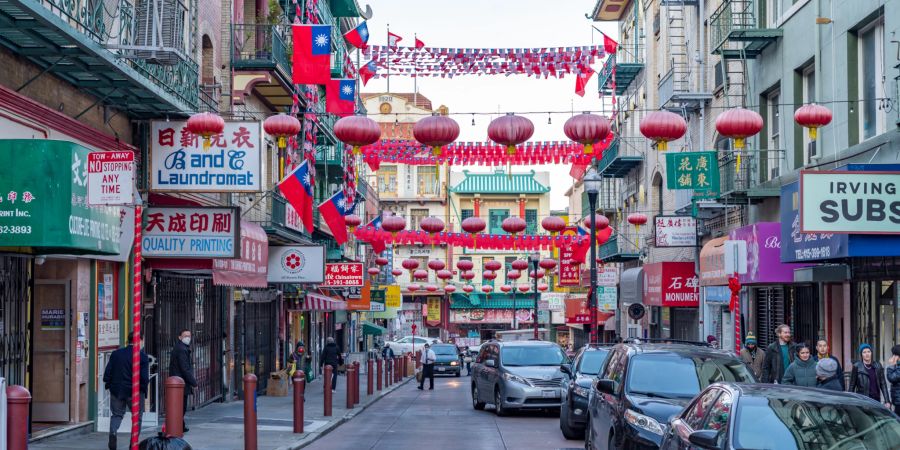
[87,151,134,205]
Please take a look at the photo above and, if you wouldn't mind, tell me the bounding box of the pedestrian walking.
[816,358,843,392]
[849,343,891,408]
[290,340,312,382]
[463,346,473,376]
[782,345,817,387]
[381,342,395,360]
[814,339,844,390]
[886,345,900,412]
[103,331,150,450]
[319,337,340,391]
[417,343,436,390]
[739,332,765,380]
[762,324,795,383]
[168,329,197,433]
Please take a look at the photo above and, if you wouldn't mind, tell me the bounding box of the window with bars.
[378,165,398,196]
[525,209,538,234]
[461,209,474,221]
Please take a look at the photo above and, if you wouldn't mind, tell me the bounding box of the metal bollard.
[6,385,30,450]
[367,358,375,395]
[323,365,333,416]
[164,376,185,438]
[376,358,383,391]
[243,374,258,450]
[353,361,361,404]
[292,374,305,433]
[346,364,355,409]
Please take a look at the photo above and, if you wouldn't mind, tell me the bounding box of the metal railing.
[710,0,758,51]
[718,151,754,194]
[199,84,221,112]
[599,232,641,260]
[596,136,645,175]
[232,24,291,77]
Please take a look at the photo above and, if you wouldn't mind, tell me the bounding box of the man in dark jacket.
[887,345,900,412]
[319,337,340,391]
[103,331,150,450]
[168,329,197,432]
[761,324,794,383]
[849,343,890,408]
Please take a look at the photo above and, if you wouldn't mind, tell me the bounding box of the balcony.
[598,233,641,263]
[316,144,342,166]
[244,191,312,244]
[658,67,713,110]
[596,137,644,178]
[581,177,620,218]
[0,0,199,116]
[710,0,782,59]
[716,150,780,203]
[231,24,294,108]
[598,50,644,96]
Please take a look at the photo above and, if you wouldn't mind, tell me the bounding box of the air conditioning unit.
[131,0,188,65]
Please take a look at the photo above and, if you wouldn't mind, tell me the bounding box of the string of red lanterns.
[359,139,610,167]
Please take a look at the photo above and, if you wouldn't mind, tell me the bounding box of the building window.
[461,209,474,221]
[417,166,438,196]
[488,209,509,234]
[766,89,781,181]
[481,257,495,286]
[766,0,782,28]
[410,208,428,231]
[525,209,537,234]
[802,65,817,165]
[859,19,886,140]
[378,165,398,197]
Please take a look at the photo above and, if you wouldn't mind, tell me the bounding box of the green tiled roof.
[450,170,550,194]
[451,293,537,309]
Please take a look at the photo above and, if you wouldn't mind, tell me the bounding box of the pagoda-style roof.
[450,170,550,194]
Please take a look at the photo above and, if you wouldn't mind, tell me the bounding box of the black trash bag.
[138,432,192,450]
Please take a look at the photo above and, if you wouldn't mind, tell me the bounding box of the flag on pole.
[601,32,618,54]
[277,160,314,233]
[317,190,356,245]
[359,60,378,86]
[326,78,356,116]
[415,37,425,49]
[367,215,386,253]
[343,21,369,49]
[292,24,332,85]
[388,31,403,48]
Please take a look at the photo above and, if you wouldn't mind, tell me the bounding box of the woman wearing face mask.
[849,343,891,408]
[169,329,198,432]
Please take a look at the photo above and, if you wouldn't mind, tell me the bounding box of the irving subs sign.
[800,171,900,235]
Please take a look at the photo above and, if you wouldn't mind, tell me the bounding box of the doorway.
[32,281,70,422]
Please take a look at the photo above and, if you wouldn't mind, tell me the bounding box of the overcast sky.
[360,0,619,210]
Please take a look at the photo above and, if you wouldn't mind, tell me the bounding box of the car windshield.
[734,396,900,450]
[626,354,754,398]
[431,345,457,355]
[578,349,610,375]
[501,345,566,366]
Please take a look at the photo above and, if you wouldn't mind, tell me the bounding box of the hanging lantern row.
[627,213,649,248]
[263,114,301,150]
[413,114,461,157]
[639,110,687,152]
[354,227,591,252]
[541,216,566,235]
[359,140,610,167]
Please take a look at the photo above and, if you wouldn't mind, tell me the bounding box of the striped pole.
[130,204,142,449]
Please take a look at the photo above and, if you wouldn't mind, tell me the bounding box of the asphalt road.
[306,374,581,450]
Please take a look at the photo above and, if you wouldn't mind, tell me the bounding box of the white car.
[385,336,442,355]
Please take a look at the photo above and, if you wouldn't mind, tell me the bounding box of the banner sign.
[284,202,303,233]
[655,216,697,247]
[369,288,386,312]
[150,121,262,192]
[347,281,370,310]
[427,297,442,325]
[449,309,534,324]
[142,207,239,258]
[565,297,590,324]
[643,262,700,307]
[267,245,325,283]
[598,286,617,311]
[323,263,364,287]
[558,226,581,286]
[665,151,719,197]
[542,292,566,311]
[87,151,134,205]
[800,170,900,234]
[385,285,402,308]
[582,266,619,288]
[212,221,268,287]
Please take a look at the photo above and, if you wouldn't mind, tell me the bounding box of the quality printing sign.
[150,121,261,192]
[800,171,900,234]
[142,207,239,258]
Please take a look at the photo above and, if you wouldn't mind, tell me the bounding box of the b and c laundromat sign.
[800,171,900,234]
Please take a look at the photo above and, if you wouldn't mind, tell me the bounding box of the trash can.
[139,433,192,449]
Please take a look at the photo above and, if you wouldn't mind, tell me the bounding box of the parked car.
[559,345,612,439]
[470,340,568,416]
[431,343,462,377]
[384,336,441,355]
[660,383,900,450]
[585,341,755,450]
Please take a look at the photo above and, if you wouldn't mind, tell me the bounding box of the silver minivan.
[470,340,568,416]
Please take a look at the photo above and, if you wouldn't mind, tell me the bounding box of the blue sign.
[703,286,731,305]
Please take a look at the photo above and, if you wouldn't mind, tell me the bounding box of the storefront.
[699,236,730,349]
[448,293,535,341]
[643,262,699,341]
[564,295,614,346]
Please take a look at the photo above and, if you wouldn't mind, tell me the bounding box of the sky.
[359,0,618,210]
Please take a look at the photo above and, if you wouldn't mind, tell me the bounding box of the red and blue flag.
[277,160,314,233]
[359,60,378,86]
[367,215,385,253]
[292,24,332,85]
[326,78,356,116]
[317,189,356,245]
[343,21,369,49]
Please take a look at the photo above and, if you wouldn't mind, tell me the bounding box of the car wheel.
[494,387,508,417]
[608,431,620,450]
[559,404,584,440]
[472,384,486,410]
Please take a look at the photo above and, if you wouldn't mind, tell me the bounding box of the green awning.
[362,321,387,335]
[450,293,536,309]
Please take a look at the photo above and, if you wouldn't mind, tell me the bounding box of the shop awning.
[303,293,346,311]
[699,236,729,286]
[362,321,387,336]
[450,293,536,309]
[213,221,268,288]
[620,268,644,304]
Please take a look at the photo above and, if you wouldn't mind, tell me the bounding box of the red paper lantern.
[382,215,406,239]
[483,271,497,280]
[425,284,438,292]
[367,267,381,276]
[436,269,453,280]
[462,285,475,293]
[334,115,381,155]
[344,214,362,232]
[461,271,475,281]
[794,104,832,141]
[715,107,763,150]
[461,217,487,248]
[627,213,648,226]
[401,259,420,271]
[564,112,611,155]
[484,260,502,272]
[507,270,521,280]
[488,113,534,155]
[583,214,609,231]
[639,110,686,151]
[541,216,566,234]
[407,284,421,292]
[444,285,457,293]
[413,114,460,157]
[481,285,494,294]
[375,257,389,266]
[517,285,531,293]
[420,217,445,239]
[391,268,403,277]
[539,258,558,271]
[263,114,301,149]
[537,283,549,292]
[427,260,446,271]
[500,285,512,293]
[501,217,526,236]
[456,260,474,271]
[511,260,529,271]
[529,269,545,279]
[186,112,225,151]
[413,269,429,280]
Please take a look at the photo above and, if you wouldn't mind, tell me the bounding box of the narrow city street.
[307,376,577,450]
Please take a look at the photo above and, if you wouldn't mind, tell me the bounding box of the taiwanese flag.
[318,190,355,245]
[292,24,332,85]
[359,60,378,86]
[366,215,386,254]
[343,21,369,49]
[326,78,356,116]
[575,69,594,97]
[277,160,314,233]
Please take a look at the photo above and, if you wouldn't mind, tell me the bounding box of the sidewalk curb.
[278,376,413,450]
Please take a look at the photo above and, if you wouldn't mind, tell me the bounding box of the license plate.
[542,390,558,398]
[436,367,445,371]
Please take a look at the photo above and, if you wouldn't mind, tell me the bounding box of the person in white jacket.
[418,343,436,390]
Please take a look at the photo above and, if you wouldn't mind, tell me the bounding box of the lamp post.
[583,168,603,344]
[529,252,540,340]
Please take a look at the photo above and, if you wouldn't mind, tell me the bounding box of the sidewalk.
[31,367,413,450]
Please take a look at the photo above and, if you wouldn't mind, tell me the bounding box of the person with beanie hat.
[706,335,718,349]
[782,345,817,387]
[740,332,765,380]
[849,343,890,408]
[886,344,900,410]
[816,358,843,391]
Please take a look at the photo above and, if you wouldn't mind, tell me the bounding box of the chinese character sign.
[558,226,581,286]
[665,151,719,197]
[142,207,239,258]
[385,285,402,308]
[323,263,364,287]
[212,221,269,287]
[151,121,262,192]
[427,297,442,324]
[654,216,697,247]
[643,262,700,307]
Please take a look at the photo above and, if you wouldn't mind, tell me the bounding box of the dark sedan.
[431,344,462,377]
[559,345,611,440]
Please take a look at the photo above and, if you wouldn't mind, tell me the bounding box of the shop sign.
[537,309,550,323]
[704,286,731,305]
[427,297,442,325]
[323,263,364,287]
[41,308,65,330]
[449,309,534,324]
[643,262,699,307]
[284,202,303,232]
[150,121,262,192]
[347,281,370,310]
[654,216,697,247]
[558,226,581,286]
[0,140,122,254]
[598,286,617,311]
[142,207,239,258]
[267,245,324,283]
[369,288,385,312]
[665,151,719,197]
[699,236,728,286]
[87,151,134,205]
[212,221,268,287]
[542,292,566,311]
[780,181,847,262]
[729,222,807,284]
[565,297,590,324]
[98,320,120,349]
[800,170,900,234]
[385,285,402,308]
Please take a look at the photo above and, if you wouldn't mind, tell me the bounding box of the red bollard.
[396,356,401,381]
[164,376,185,438]
[323,365,333,417]
[403,355,409,378]
[367,358,374,395]
[376,358,383,391]
[353,361,361,404]
[243,374,258,450]
[416,350,422,369]
[6,385,30,450]
[346,365,355,409]
[292,374,305,433]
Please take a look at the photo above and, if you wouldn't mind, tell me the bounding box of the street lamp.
[583,168,603,344]
[529,251,540,340]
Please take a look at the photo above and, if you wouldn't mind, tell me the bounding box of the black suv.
[585,340,755,450]
[559,345,612,439]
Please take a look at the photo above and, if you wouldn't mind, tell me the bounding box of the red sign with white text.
[558,226,581,286]
[323,263,364,287]
[643,262,700,307]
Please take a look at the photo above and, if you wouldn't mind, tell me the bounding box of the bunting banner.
[358,137,614,166]
[353,227,592,255]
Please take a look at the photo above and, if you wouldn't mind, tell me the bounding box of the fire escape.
[658,0,711,111]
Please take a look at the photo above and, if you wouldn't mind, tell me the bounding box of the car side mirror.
[687,430,720,449]
[560,364,573,377]
[485,359,496,368]
[595,378,615,395]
